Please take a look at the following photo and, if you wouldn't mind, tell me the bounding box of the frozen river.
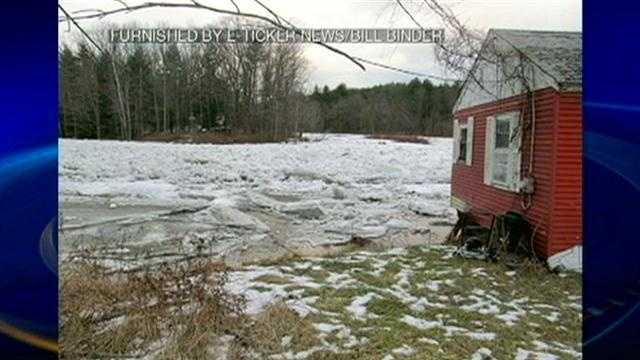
[59,134,455,266]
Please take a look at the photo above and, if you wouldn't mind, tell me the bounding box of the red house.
[450,29,582,258]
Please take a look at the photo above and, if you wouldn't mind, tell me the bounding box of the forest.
[309,80,458,136]
[59,25,460,141]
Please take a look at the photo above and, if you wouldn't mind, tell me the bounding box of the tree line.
[308,80,459,136]
[59,24,460,141]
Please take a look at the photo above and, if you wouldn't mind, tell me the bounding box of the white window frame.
[453,117,474,166]
[484,112,521,192]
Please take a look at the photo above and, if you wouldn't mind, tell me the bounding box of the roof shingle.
[492,29,582,87]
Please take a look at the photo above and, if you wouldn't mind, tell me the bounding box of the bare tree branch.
[58,5,104,53]
[393,0,500,97]
[353,56,454,81]
[61,0,455,79]
[112,0,130,11]
[395,0,423,29]
[253,0,282,25]
[228,0,241,14]
[59,1,366,71]
[256,0,453,81]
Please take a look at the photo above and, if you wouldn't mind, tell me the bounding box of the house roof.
[491,29,582,88]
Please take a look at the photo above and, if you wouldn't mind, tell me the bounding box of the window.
[484,112,521,191]
[492,117,512,187]
[459,128,468,162]
[453,117,473,166]
[495,119,511,149]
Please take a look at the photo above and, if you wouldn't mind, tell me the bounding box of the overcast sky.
[59,0,581,89]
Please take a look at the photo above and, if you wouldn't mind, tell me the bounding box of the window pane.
[459,128,467,161]
[495,151,509,165]
[492,152,509,185]
[493,163,508,184]
[495,119,510,149]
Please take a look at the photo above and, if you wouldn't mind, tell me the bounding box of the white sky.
[58,0,581,89]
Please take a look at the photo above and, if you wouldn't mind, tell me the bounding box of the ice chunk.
[547,245,582,273]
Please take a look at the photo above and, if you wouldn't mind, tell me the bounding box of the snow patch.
[401,315,441,330]
[471,347,495,360]
[347,293,380,320]
[515,348,560,360]
[391,344,416,356]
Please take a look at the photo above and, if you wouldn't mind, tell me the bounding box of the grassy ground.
[60,245,581,359]
[240,246,581,359]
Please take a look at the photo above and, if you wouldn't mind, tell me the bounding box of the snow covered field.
[60,134,455,264]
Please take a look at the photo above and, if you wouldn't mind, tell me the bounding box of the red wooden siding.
[549,92,582,254]
[451,88,563,257]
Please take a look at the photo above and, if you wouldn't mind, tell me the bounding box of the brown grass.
[60,260,247,359]
[242,302,319,356]
[139,131,296,145]
[60,258,321,359]
[368,134,431,144]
